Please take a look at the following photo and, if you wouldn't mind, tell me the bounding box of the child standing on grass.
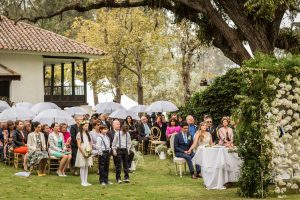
[96,125,112,186]
[75,121,93,186]
[112,125,132,184]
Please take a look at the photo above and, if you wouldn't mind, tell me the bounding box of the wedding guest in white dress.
[188,122,213,153]
[75,121,93,187]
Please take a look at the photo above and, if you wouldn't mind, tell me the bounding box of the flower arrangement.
[132,150,144,168]
[167,148,173,158]
[155,144,168,154]
[131,139,139,147]
[84,147,92,158]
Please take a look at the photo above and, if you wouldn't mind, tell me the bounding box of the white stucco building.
[0,16,104,107]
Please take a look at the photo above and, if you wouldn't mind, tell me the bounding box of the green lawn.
[0,156,299,200]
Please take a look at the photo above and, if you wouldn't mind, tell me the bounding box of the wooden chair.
[149,126,166,155]
[138,140,144,154]
[170,134,187,178]
[47,156,60,174]
[14,153,24,169]
[5,150,14,166]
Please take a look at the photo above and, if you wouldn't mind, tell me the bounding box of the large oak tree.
[1,0,299,65]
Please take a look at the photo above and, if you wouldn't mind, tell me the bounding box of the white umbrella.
[95,102,124,114]
[0,107,36,122]
[145,101,178,112]
[33,109,75,126]
[16,102,33,109]
[109,109,140,120]
[31,102,60,114]
[0,100,10,112]
[128,105,148,113]
[65,107,87,116]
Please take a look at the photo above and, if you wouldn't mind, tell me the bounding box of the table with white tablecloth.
[192,146,242,190]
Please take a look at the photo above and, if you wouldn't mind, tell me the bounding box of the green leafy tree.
[3,0,300,65]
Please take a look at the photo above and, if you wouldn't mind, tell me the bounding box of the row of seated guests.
[0,117,134,185]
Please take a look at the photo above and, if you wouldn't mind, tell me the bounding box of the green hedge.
[177,68,242,123]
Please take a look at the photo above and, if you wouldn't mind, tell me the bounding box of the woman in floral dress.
[27,122,49,176]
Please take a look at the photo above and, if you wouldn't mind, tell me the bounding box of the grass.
[0,156,299,200]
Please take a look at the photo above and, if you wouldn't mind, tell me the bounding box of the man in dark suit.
[108,119,134,170]
[137,116,152,155]
[99,114,111,131]
[174,122,200,179]
[70,115,83,175]
[205,116,218,144]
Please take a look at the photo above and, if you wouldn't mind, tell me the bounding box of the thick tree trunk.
[91,81,99,105]
[135,50,144,105]
[181,49,192,103]
[114,63,122,103]
[137,77,143,105]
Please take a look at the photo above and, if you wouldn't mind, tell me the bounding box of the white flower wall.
[266,75,300,196]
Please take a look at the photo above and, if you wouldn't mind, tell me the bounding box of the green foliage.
[244,0,297,21]
[178,68,242,123]
[236,54,300,198]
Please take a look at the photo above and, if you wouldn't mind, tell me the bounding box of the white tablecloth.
[192,147,242,190]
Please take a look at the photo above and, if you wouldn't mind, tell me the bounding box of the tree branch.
[122,64,139,76]
[13,0,151,22]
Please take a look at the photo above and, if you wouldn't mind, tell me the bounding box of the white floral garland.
[264,75,300,197]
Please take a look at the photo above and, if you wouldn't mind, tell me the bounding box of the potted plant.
[155,144,168,159]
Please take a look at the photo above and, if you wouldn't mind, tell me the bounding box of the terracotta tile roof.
[0,16,104,56]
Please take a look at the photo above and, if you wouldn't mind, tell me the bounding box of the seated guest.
[178,115,184,126]
[188,122,213,152]
[137,116,152,154]
[0,126,4,161]
[89,115,98,131]
[124,116,138,141]
[161,115,167,123]
[60,123,71,143]
[153,115,167,142]
[27,122,48,176]
[23,121,32,139]
[204,116,218,144]
[41,124,50,149]
[174,122,200,179]
[99,114,111,131]
[218,117,234,147]
[13,120,28,170]
[186,115,197,139]
[166,119,181,139]
[3,121,15,159]
[96,125,112,185]
[90,121,101,155]
[112,125,132,183]
[48,123,72,176]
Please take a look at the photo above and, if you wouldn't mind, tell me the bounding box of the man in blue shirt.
[186,115,197,139]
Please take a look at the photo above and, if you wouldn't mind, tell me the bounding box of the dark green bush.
[178,68,242,124]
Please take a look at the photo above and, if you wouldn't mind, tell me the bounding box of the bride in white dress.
[188,122,213,153]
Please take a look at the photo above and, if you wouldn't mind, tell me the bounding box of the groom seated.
[174,122,200,179]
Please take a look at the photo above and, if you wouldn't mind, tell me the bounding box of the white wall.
[0,53,44,104]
